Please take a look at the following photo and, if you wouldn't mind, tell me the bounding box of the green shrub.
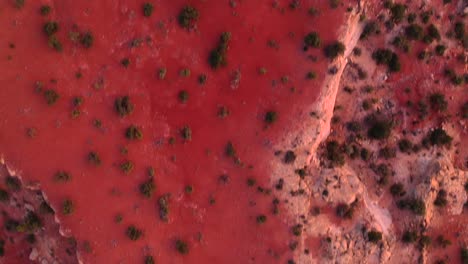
[209,32,231,69]
[360,21,379,40]
[390,183,405,197]
[379,146,396,159]
[398,139,413,153]
[372,49,400,72]
[336,202,356,219]
[419,235,432,249]
[374,163,392,179]
[402,230,418,243]
[325,141,345,167]
[392,35,409,52]
[284,150,296,164]
[304,32,321,48]
[324,41,346,59]
[43,21,59,36]
[360,148,370,161]
[347,121,362,132]
[429,93,448,112]
[80,32,94,49]
[178,6,199,29]
[460,102,468,119]
[405,24,424,40]
[390,3,406,23]
[461,247,468,264]
[126,225,143,241]
[436,235,452,248]
[435,44,446,56]
[425,24,441,43]
[434,189,448,207]
[142,3,154,17]
[368,119,393,140]
[454,22,465,40]
[367,230,383,243]
[427,128,452,147]
[397,198,426,215]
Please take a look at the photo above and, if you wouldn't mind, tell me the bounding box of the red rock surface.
[0,1,348,263]
[0,0,467,263]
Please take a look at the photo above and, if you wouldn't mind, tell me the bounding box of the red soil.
[0,1,348,263]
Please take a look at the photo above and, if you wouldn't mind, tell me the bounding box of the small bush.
[373,163,392,185]
[390,3,406,23]
[436,235,452,248]
[360,148,371,161]
[461,247,468,264]
[434,189,448,207]
[367,230,383,243]
[360,21,379,40]
[142,3,154,17]
[284,150,296,164]
[434,44,444,56]
[398,139,413,153]
[178,6,199,29]
[80,32,94,49]
[402,230,418,243]
[336,201,357,219]
[304,32,321,48]
[454,22,465,41]
[390,183,406,197]
[372,49,400,72]
[209,32,231,69]
[427,128,452,147]
[347,121,362,132]
[405,24,424,40]
[368,119,393,140]
[461,102,468,119]
[325,141,345,167]
[379,146,396,159]
[126,225,143,241]
[419,235,432,249]
[324,41,346,59]
[392,35,409,52]
[429,93,448,112]
[425,24,441,43]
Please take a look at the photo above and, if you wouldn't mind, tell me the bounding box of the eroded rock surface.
[0,0,467,263]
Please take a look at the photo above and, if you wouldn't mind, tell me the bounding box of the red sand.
[0,1,346,263]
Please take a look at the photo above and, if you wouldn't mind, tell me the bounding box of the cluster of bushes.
[397,198,426,215]
[209,32,231,69]
[325,140,346,167]
[336,200,358,219]
[372,163,393,185]
[372,48,401,72]
[444,68,465,86]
